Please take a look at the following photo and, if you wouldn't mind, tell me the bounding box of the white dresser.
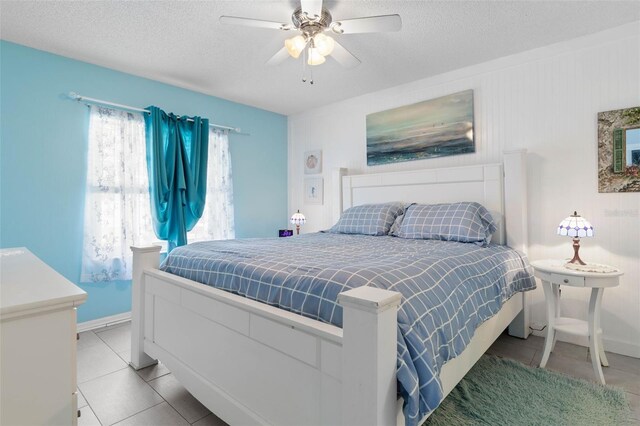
[1,248,87,426]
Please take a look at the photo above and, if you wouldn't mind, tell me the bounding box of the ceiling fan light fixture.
[307,47,326,65]
[313,33,335,56]
[223,1,402,75]
[285,35,307,58]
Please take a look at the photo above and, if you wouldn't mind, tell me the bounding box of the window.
[187,129,235,242]
[81,106,234,282]
[81,106,156,282]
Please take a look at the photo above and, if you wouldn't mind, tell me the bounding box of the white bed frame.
[130,150,530,426]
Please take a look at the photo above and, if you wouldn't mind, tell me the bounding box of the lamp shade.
[557,211,593,238]
[313,33,335,56]
[285,35,306,59]
[290,210,306,226]
[307,48,326,66]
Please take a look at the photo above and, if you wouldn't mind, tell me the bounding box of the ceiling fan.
[220,0,401,83]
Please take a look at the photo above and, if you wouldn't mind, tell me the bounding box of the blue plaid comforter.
[161,233,536,425]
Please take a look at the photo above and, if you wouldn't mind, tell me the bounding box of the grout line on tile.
[190,411,211,425]
[162,397,193,426]
[147,374,206,425]
[529,350,539,367]
[137,367,172,382]
[94,321,130,335]
[80,404,104,426]
[146,382,193,426]
[147,374,164,384]
[148,380,168,404]
[109,401,165,426]
[95,333,127,354]
[78,365,130,385]
[600,359,640,377]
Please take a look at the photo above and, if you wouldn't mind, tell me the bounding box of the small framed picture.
[304,150,322,174]
[304,177,323,205]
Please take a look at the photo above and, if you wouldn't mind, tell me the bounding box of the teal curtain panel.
[144,106,209,251]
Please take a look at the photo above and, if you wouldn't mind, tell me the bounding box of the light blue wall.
[0,41,288,322]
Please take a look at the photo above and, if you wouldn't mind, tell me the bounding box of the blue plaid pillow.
[329,203,406,236]
[395,202,497,245]
[389,203,412,236]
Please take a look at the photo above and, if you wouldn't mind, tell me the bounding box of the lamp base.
[567,238,586,265]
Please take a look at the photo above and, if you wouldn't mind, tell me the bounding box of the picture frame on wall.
[304,177,323,205]
[598,106,640,192]
[304,150,322,174]
[366,89,475,166]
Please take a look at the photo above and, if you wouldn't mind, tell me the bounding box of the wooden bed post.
[503,150,531,339]
[130,245,161,370]
[338,286,402,426]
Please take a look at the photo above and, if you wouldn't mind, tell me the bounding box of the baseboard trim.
[77,312,131,333]
[604,337,640,359]
[531,330,640,359]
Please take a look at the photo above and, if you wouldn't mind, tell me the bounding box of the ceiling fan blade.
[300,0,323,19]
[331,14,402,34]
[266,47,290,66]
[330,41,360,68]
[220,16,291,31]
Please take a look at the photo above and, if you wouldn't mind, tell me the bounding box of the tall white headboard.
[338,150,528,251]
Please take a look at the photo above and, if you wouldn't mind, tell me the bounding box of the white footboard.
[130,155,531,425]
[130,246,401,426]
[130,246,161,370]
[339,287,401,426]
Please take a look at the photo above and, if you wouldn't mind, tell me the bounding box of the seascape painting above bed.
[366,89,475,166]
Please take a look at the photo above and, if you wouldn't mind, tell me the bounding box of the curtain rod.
[68,92,242,133]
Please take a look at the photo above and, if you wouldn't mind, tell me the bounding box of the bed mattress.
[161,233,536,425]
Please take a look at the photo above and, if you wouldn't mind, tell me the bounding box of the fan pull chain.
[308,41,315,85]
[300,46,314,85]
[301,47,307,83]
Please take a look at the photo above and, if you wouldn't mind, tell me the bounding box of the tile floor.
[77,322,226,426]
[77,321,640,425]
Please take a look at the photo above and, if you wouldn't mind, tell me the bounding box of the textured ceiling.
[1,1,639,115]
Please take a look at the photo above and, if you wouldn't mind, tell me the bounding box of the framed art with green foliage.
[598,106,640,192]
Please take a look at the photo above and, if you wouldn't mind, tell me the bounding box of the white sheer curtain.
[81,106,156,282]
[188,129,235,242]
[81,110,235,282]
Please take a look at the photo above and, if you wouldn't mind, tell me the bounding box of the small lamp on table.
[290,210,306,235]
[557,211,594,265]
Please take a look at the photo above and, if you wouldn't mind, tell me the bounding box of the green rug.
[424,355,634,426]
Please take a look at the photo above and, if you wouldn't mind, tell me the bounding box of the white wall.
[288,22,640,357]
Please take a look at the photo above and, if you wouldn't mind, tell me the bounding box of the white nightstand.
[530,259,623,385]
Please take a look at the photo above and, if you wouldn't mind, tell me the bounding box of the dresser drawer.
[550,273,585,287]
